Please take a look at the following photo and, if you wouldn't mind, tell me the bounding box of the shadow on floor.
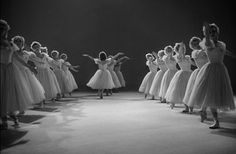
[211,127,236,139]
[30,107,59,112]
[0,129,29,151]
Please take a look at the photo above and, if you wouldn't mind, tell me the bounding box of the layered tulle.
[188,62,235,110]
[9,58,34,112]
[109,70,122,88]
[165,70,192,104]
[1,64,18,116]
[65,70,78,92]
[183,69,200,105]
[115,71,126,87]
[36,67,61,99]
[159,69,177,98]
[149,69,166,97]
[87,69,115,89]
[139,71,156,94]
[53,69,71,93]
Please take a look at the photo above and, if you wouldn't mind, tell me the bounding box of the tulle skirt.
[87,69,115,89]
[25,69,45,104]
[149,70,166,97]
[1,64,18,116]
[36,67,61,99]
[183,69,200,105]
[9,61,34,112]
[159,69,177,98]
[165,70,192,104]
[65,70,78,92]
[115,71,126,87]
[139,71,156,94]
[54,69,70,93]
[109,70,121,88]
[188,62,235,110]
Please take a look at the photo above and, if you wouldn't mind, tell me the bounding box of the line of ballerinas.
[0,19,79,129]
[139,22,235,129]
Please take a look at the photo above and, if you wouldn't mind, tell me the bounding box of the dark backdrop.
[1,0,235,92]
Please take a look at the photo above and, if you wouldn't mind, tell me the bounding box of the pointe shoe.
[170,103,174,109]
[200,111,207,122]
[144,94,147,99]
[209,120,220,129]
[182,109,189,113]
[189,107,193,113]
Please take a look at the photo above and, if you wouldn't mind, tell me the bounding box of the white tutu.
[62,61,78,92]
[10,57,34,111]
[32,55,61,99]
[159,69,177,98]
[183,69,200,105]
[108,69,121,88]
[165,70,192,104]
[116,71,126,87]
[87,69,115,89]
[188,41,235,110]
[149,69,166,97]
[165,57,192,104]
[139,71,156,94]
[87,58,115,90]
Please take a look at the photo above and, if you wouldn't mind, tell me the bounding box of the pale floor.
[1,92,236,154]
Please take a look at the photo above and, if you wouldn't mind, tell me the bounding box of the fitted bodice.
[200,39,226,64]
[175,55,192,71]
[163,55,177,70]
[192,50,208,69]
[94,58,111,71]
[0,41,18,64]
[146,60,158,72]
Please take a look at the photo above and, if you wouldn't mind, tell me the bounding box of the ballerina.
[138,53,158,99]
[188,23,235,129]
[149,50,167,100]
[60,53,79,95]
[165,42,193,109]
[114,56,130,89]
[50,50,70,97]
[182,37,208,113]
[159,46,178,103]
[83,51,123,99]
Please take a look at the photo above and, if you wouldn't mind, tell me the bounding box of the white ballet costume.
[17,50,46,104]
[165,55,192,104]
[188,40,235,110]
[139,60,158,95]
[183,50,208,106]
[149,58,168,97]
[31,53,61,100]
[159,55,178,99]
[49,59,70,94]
[61,61,78,92]
[107,59,122,88]
[114,63,126,87]
[87,58,115,89]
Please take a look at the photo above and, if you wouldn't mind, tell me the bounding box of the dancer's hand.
[82,54,89,57]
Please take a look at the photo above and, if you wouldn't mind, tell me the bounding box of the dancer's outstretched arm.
[82,54,95,60]
[116,56,130,64]
[112,52,124,59]
[63,62,79,72]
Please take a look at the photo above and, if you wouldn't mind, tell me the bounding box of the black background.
[1,0,235,92]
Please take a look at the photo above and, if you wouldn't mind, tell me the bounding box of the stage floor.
[1,92,236,154]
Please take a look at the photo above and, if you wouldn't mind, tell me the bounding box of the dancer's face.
[14,40,24,49]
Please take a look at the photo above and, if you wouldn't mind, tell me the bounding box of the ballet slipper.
[209,120,220,129]
[200,111,207,122]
